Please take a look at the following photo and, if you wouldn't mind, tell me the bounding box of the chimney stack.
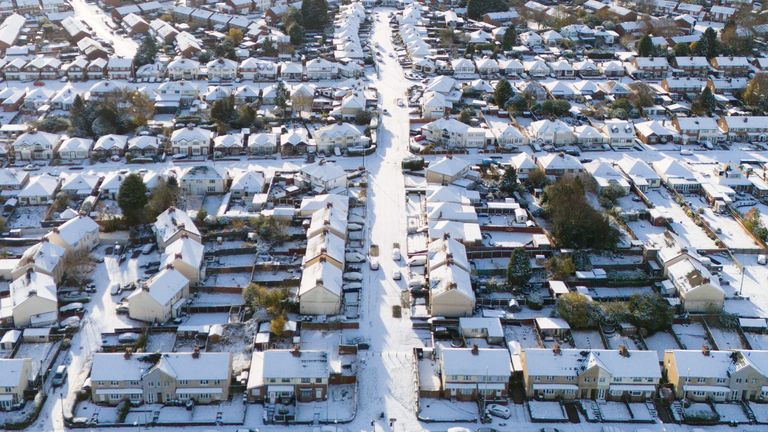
[292,344,301,357]
[553,343,561,355]
[618,345,629,357]
[702,345,711,356]
[471,344,479,355]
[192,345,200,358]
[124,347,133,359]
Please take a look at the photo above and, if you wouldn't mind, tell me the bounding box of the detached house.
[56,137,93,160]
[2,271,57,327]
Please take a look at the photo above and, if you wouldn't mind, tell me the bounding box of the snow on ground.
[295,385,356,422]
[645,190,717,249]
[713,403,749,423]
[528,400,567,421]
[644,331,681,361]
[603,332,639,350]
[749,401,768,423]
[628,403,656,422]
[684,195,758,250]
[707,325,747,350]
[417,399,478,422]
[571,330,605,349]
[745,331,768,349]
[672,323,711,350]
[723,254,768,319]
[144,332,176,352]
[504,324,541,349]
[598,401,632,422]
[6,206,47,228]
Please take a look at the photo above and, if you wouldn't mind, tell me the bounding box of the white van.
[758,254,767,265]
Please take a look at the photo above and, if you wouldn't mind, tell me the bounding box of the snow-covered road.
[68,0,138,58]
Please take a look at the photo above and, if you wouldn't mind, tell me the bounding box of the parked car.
[343,272,363,281]
[116,304,129,315]
[393,270,402,280]
[486,404,511,419]
[392,248,401,261]
[109,282,121,296]
[52,365,67,386]
[369,258,379,271]
[59,292,91,304]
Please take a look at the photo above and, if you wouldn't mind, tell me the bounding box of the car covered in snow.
[343,272,363,281]
[345,252,366,263]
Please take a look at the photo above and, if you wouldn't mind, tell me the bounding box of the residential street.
[68,0,137,58]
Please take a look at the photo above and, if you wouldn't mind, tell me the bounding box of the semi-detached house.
[522,347,661,401]
[91,351,231,405]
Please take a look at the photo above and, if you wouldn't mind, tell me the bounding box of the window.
[4,387,11,392]
[716,378,726,384]
[301,378,310,384]
[130,381,139,386]
[315,378,322,383]
[698,378,706,383]
[200,380,208,385]
[179,380,188,385]
[281,378,290,383]
[111,381,118,386]
[735,378,743,383]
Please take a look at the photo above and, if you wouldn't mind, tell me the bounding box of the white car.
[343,272,363,281]
[486,404,511,419]
[369,258,379,271]
[392,248,401,261]
[393,270,402,280]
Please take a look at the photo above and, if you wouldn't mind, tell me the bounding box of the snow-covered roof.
[91,353,150,382]
[10,271,56,306]
[18,239,65,275]
[229,169,265,193]
[156,352,230,381]
[93,134,128,151]
[427,156,470,178]
[247,350,329,388]
[299,259,342,297]
[430,262,474,301]
[440,348,511,377]
[47,215,99,248]
[18,175,59,198]
[162,236,203,270]
[128,267,189,306]
[428,235,469,272]
[524,348,661,379]
[154,207,200,244]
[303,230,345,266]
[0,359,29,388]
[299,194,350,216]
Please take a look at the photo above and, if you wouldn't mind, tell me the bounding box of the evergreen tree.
[275,81,289,117]
[500,166,518,195]
[501,27,516,50]
[288,22,305,46]
[692,87,716,115]
[743,74,768,109]
[507,248,531,287]
[118,173,148,225]
[458,107,473,124]
[494,79,513,108]
[134,37,158,68]
[302,0,328,30]
[637,34,654,57]
[69,95,91,137]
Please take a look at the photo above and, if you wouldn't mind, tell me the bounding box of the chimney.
[52,227,59,233]
[702,345,710,356]
[169,207,176,213]
[192,345,200,358]
[618,345,629,357]
[471,344,479,355]
[124,347,133,359]
[292,344,301,357]
[553,343,561,355]
[165,264,174,270]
